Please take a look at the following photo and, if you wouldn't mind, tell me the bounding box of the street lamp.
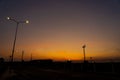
[82,44,86,62]
[7,17,29,62]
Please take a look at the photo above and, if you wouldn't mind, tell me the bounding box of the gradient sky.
[0,0,120,61]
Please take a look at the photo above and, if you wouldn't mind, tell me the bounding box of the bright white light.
[7,17,10,20]
[26,20,29,23]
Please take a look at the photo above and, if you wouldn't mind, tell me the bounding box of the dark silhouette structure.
[21,50,24,62]
[7,17,29,62]
[82,44,86,62]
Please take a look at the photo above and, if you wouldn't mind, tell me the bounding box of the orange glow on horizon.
[1,31,119,61]
[1,40,119,61]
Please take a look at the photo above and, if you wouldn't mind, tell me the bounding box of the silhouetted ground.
[1,61,120,80]
[6,66,120,80]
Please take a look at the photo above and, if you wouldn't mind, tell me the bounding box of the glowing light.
[7,17,10,20]
[26,20,29,23]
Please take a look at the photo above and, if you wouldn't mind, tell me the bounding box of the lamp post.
[30,53,32,61]
[82,44,86,62]
[21,50,24,62]
[7,17,29,62]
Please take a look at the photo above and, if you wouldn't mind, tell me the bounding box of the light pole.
[30,53,32,61]
[21,50,24,62]
[82,44,86,62]
[7,17,29,62]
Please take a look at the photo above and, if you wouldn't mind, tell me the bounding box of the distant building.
[30,59,53,63]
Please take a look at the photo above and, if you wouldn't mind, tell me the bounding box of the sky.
[0,0,120,61]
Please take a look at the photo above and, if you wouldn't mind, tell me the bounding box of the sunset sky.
[0,0,120,61]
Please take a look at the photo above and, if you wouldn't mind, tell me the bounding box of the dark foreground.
[0,61,120,80]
